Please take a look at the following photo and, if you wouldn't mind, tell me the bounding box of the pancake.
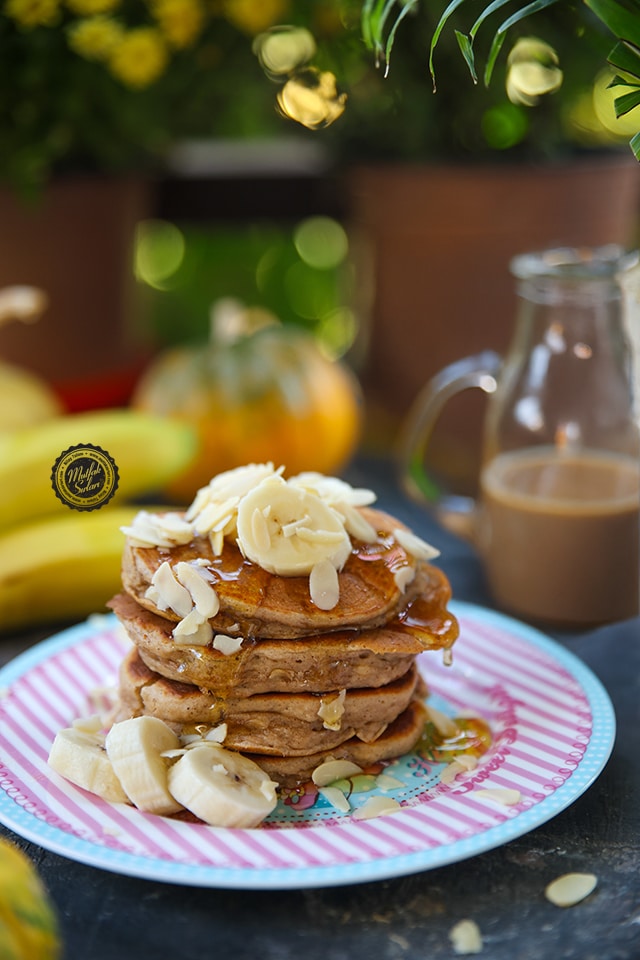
[112,647,426,757]
[108,591,435,696]
[121,507,431,639]
[246,700,429,787]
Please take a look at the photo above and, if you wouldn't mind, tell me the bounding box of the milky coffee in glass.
[478,447,640,626]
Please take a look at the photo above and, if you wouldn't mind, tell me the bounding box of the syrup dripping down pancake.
[121,507,434,639]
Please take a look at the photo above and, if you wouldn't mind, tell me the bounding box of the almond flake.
[339,503,378,543]
[440,760,465,784]
[172,610,214,646]
[72,714,103,735]
[454,755,478,772]
[318,689,347,730]
[475,787,521,806]
[204,723,228,743]
[449,919,483,955]
[209,529,225,555]
[213,634,243,655]
[309,559,340,610]
[544,873,597,907]
[296,527,347,545]
[425,704,459,738]
[148,561,193,618]
[352,796,401,820]
[312,758,363,787]
[393,564,415,593]
[318,786,351,813]
[375,772,405,791]
[175,561,220,618]
[393,527,440,561]
[121,510,194,548]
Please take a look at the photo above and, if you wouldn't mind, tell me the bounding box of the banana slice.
[105,716,184,815]
[236,475,351,576]
[48,725,129,804]
[168,743,279,828]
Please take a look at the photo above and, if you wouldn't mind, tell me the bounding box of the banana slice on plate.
[236,475,351,576]
[105,716,184,815]
[168,743,279,828]
[48,725,129,804]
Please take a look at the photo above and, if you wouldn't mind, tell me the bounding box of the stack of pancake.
[108,466,458,787]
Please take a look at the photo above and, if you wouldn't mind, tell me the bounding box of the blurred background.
[1,0,640,493]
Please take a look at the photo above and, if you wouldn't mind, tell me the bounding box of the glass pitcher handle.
[398,350,502,534]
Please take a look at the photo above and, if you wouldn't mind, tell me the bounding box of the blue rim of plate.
[0,601,616,889]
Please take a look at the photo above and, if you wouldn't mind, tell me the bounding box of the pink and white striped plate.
[0,602,615,888]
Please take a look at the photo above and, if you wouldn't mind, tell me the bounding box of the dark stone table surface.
[1,457,638,960]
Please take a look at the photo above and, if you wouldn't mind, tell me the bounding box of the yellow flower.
[222,0,289,36]
[5,0,60,27]
[68,15,123,60]
[153,0,204,49]
[108,27,169,88]
[65,0,120,14]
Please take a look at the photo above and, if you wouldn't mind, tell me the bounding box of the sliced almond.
[318,786,351,813]
[318,689,347,730]
[449,919,483,955]
[352,795,401,820]
[475,787,521,806]
[544,873,598,907]
[175,561,220,618]
[375,772,405,791]
[339,503,378,543]
[309,559,340,610]
[172,609,213,646]
[393,564,415,593]
[312,758,363,787]
[148,560,193,618]
[393,527,440,561]
[440,760,465,784]
[425,704,459,738]
[213,634,243,656]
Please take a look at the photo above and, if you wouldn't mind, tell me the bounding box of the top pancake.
[122,506,447,640]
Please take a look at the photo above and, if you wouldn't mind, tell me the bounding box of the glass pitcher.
[400,245,640,627]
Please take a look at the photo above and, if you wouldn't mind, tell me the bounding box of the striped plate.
[0,601,615,889]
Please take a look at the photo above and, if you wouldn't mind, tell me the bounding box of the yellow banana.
[0,506,148,632]
[0,409,197,530]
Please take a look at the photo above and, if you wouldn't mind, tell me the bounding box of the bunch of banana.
[0,408,197,631]
[48,715,278,828]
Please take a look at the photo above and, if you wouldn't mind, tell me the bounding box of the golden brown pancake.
[246,700,429,787]
[121,507,432,639]
[108,592,438,696]
[112,647,426,757]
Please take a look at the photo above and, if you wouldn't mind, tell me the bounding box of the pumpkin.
[132,321,362,501]
[0,838,60,960]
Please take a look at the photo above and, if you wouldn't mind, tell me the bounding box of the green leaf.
[614,87,640,116]
[484,30,507,84]
[468,0,522,41]
[429,0,475,88]
[630,130,640,159]
[383,0,419,71]
[608,39,640,80]
[455,30,478,82]
[361,0,418,70]
[608,73,640,88]
[585,0,640,47]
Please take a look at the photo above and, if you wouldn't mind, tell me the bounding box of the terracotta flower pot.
[0,176,152,411]
[346,154,640,488]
